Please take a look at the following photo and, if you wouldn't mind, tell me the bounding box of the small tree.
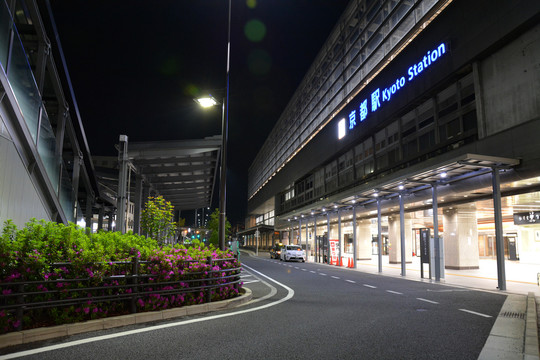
[141,196,176,243]
[207,209,231,247]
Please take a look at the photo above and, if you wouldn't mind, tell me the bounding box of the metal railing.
[0,256,242,332]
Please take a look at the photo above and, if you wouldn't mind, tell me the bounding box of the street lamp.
[194,0,231,251]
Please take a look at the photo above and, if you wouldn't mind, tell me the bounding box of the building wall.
[480,23,540,137]
[0,116,50,228]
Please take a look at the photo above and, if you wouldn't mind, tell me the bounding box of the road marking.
[386,290,403,295]
[310,271,316,274]
[319,273,327,276]
[241,280,260,285]
[301,269,307,271]
[363,284,377,289]
[331,276,340,279]
[459,309,492,318]
[0,264,294,360]
[416,298,439,304]
[294,267,299,269]
[345,280,356,284]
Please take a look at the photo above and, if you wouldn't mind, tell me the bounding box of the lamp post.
[194,0,231,251]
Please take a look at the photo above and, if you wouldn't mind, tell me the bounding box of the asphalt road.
[1,252,506,360]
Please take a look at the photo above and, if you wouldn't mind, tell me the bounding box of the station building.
[244,0,540,289]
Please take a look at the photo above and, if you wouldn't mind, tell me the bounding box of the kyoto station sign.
[338,42,447,139]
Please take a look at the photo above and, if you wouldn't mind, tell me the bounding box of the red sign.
[329,239,339,264]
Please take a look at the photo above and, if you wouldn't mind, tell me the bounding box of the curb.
[0,288,252,350]
[478,292,539,359]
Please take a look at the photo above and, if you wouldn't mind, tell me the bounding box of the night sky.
[49,0,351,226]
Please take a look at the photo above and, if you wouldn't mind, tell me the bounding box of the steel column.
[492,168,506,290]
[338,209,342,263]
[327,213,330,263]
[133,175,143,235]
[305,218,309,262]
[117,135,129,233]
[314,216,318,262]
[352,206,357,268]
[432,184,444,281]
[399,193,406,276]
[377,198,383,273]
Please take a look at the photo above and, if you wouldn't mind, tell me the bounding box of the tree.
[207,209,231,247]
[140,196,176,243]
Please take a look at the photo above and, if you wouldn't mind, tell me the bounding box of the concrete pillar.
[356,220,372,260]
[388,215,413,264]
[442,206,480,270]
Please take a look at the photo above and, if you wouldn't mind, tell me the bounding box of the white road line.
[301,269,307,271]
[346,280,356,284]
[0,264,294,360]
[319,273,327,276]
[241,280,260,285]
[363,284,377,289]
[331,276,340,279]
[459,309,492,318]
[310,271,316,273]
[417,298,439,304]
[294,267,299,269]
[386,290,403,295]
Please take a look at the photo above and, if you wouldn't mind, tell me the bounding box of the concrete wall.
[388,215,413,264]
[480,23,540,137]
[0,116,50,229]
[518,226,540,264]
[443,206,480,270]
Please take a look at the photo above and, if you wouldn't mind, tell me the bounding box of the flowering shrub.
[0,219,242,334]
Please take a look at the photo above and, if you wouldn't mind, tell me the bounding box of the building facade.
[246,0,540,288]
[0,0,99,228]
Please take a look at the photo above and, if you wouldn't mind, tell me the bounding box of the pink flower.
[83,308,90,314]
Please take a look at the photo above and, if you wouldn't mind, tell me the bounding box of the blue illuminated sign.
[339,42,447,138]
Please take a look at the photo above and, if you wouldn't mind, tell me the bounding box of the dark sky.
[49,0,351,226]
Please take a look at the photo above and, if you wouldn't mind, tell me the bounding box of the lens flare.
[244,19,266,42]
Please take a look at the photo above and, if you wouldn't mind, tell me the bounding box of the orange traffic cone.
[347,257,351,268]
[349,257,354,268]
[338,257,343,267]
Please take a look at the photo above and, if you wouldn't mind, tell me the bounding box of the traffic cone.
[347,257,352,268]
[349,257,354,268]
[338,257,343,267]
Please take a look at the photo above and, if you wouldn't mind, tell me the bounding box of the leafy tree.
[207,209,231,247]
[140,196,176,243]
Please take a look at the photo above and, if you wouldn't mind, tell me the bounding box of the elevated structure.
[0,0,99,227]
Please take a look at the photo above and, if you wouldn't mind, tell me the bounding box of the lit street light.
[194,0,231,251]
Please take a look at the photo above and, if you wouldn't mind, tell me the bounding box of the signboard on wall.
[513,211,540,225]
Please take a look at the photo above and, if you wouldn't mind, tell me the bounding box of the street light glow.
[195,96,218,108]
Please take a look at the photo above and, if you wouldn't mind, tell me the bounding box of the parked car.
[270,244,283,259]
[280,245,306,262]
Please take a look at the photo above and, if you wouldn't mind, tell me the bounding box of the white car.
[280,245,306,262]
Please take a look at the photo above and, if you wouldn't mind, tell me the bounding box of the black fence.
[0,256,242,332]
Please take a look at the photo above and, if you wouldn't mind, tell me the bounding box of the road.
[0,252,506,359]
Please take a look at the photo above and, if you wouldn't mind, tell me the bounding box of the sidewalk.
[351,255,540,296]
